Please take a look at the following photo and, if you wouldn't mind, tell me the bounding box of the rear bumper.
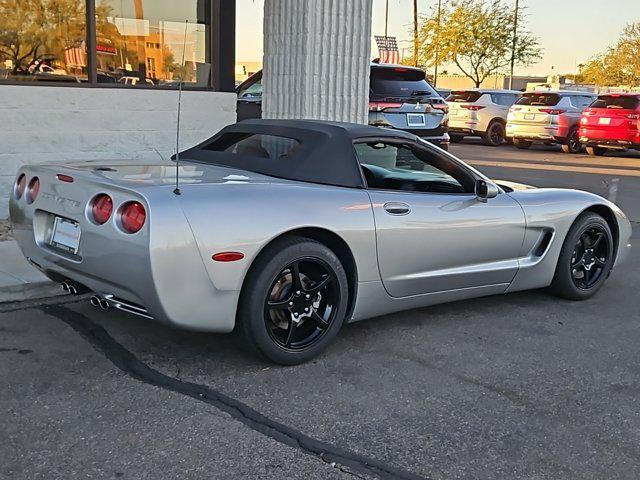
[579,129,640,149]
[580,138,640,150]
[9,176,239,334]
[506,123,570,142]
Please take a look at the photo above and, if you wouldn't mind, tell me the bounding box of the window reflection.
[95,0,210,87]
[0,0,87,82]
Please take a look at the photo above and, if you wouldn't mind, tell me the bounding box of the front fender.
[505,188,632,293]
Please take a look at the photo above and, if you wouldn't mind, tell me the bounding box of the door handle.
[384,202,411,215]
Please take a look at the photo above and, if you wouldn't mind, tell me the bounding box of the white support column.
[262,0,373,124]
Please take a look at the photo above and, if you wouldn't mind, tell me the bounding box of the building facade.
[0,0,374,218]
[0,0,236,218]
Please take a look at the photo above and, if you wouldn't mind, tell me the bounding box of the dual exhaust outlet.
[90,295,111,310]
[60,281,110,310]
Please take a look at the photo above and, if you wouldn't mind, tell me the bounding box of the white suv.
[446,90,521,146]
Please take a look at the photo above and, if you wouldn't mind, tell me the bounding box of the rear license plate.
[407,113,426,127]
[524,113,535,120]
[50,217,81,254]
[598,117,611,125]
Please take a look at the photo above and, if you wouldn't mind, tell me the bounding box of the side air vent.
[533,230,554,257]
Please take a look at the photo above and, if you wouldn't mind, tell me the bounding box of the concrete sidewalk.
[0,241,60,303]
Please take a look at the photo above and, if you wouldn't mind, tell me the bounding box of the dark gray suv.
[236,63,450,150]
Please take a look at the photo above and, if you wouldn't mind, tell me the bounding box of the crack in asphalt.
[41,304,430,480]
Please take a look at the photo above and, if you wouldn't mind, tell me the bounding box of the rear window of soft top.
[205,133,301,160]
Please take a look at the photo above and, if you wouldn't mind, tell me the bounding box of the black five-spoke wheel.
[238,237,349,365]
[570,226,610,290]
[551,212,614,300]
[265,258,339,350]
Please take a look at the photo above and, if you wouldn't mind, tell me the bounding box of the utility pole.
[384,0,389,38]
[413,0,419,67]
[434,0,442,87]
[509,0,520,90]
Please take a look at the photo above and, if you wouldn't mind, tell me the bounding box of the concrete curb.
[0,280,65,304]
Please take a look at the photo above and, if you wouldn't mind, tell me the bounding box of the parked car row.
[236,65,640,157]
[237,63,451,150]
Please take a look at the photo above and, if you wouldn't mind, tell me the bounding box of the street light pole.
[434,0,442,87]
[413,0,419,67]
[509,0,520,90]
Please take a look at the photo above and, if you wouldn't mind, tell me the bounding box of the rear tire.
[237,236,349,365]
[561,126,582,154]
[513,139,532,149]
[482,120,506,146]
[586,146,606,156]
[549,212,614,301]
[449,134,464,143]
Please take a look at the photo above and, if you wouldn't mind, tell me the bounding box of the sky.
[236,0,639,77]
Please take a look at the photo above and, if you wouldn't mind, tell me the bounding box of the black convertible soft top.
[179,119,415,188]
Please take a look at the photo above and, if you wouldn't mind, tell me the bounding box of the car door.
[355,139,526,298]
[236,72,263,121]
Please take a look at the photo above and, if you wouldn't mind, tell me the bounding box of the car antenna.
[174,20,189,196]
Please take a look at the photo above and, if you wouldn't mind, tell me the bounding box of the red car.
[579,93,640,156]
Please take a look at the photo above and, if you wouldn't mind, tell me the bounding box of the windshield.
[516,93,561,107]
[370,67,438,99]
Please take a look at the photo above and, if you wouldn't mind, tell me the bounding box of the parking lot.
[2,143,639,480]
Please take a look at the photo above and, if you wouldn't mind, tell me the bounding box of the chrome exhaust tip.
[90,296,101,307]
[68,285,78,295]
[99,299,110,310]
[61,282,70,293]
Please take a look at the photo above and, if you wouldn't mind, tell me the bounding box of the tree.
[410,0,541,87]
[0,0,88,73]
[580,23,640,87]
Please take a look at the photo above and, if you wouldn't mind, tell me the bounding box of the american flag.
[64,44,87,68]
[375,35,400,64]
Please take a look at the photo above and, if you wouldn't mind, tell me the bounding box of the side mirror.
[475,179,499,200]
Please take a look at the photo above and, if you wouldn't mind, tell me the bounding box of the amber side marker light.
[212,252,245,262]
[57,174,74,183]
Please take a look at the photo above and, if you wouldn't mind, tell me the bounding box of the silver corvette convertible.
[9,119,632,364]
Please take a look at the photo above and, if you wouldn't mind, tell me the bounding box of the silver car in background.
[446,89,521,146]
[506,90,597,153]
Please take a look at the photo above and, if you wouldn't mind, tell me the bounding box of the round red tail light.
[91,194,113,225]
[120,202,146,234]
[27,177,40,204]
[15,174,26,199]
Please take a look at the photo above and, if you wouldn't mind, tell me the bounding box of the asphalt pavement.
[2,142,639,480]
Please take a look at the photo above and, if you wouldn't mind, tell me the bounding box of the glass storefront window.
[0,0,88,83]
[95,0,211,87]
[0,0,232,89]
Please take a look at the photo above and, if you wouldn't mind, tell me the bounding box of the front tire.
[549,212,614,300]
[237,237,349,365]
